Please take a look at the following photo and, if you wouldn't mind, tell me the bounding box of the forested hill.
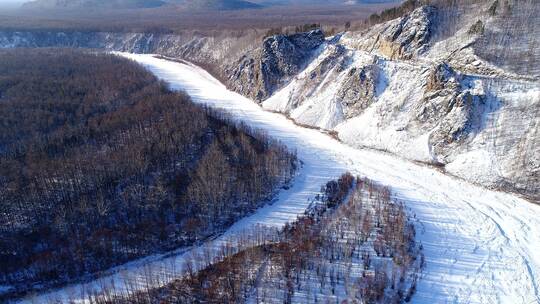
[0,49,297,300]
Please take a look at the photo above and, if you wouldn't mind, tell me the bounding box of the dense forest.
[0,49,297,299]
[90,174,423,304]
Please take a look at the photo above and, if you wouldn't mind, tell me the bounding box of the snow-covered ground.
[16,54,540,304]
[261,34,540,196]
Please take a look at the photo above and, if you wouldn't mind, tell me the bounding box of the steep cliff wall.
[224,29,325,101]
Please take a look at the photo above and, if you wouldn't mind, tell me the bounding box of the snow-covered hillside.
[250,2,540,201]
[14,54,540,304]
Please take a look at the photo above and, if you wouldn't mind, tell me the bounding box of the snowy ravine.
[16,54,540,304]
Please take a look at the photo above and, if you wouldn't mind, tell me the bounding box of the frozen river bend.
[20,54,540,304]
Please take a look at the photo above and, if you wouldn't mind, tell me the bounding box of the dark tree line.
[95,173,423,304]
[0,48,296,300]
[263,23,322,40]
[365,0,429,26]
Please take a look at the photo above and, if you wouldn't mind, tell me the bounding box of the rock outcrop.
[430,91,486,159]
[344,5,435,60]
[425,62,458,92]
[377,5,435,59]
[337,64,379,119]
[225,29,325,101]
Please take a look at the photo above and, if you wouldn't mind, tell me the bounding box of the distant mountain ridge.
[21,0,398,10]
[23,0,166,9]
[180,0,262,10]
[22,0,263,10]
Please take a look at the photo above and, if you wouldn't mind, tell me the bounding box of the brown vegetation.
[0,48,296,300]
[92,173,423,303]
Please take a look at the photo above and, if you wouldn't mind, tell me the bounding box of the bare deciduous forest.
[0,49,297,300]
[92,174,423,304]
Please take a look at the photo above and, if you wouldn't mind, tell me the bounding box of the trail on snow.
[16,54,540,304]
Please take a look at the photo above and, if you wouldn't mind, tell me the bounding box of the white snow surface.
[15,54,540,304]
[255,4,540,197]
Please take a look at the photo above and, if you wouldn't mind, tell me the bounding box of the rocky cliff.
[257,1,539,201]
[347,5,436,60]
[224,29,325,101]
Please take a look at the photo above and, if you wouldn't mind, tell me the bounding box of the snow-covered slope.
[14,54,540,304]
[256,3,540,201]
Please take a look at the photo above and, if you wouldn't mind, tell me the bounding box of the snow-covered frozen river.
[17,54,540,304]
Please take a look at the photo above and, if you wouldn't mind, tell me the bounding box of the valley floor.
[16,54,540,304]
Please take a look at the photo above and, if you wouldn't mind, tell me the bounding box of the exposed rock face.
[344,5,436,60]
[467,20,485,35]
[414,63,461,126]
[378,5,435,59]
[225,29,325,101]
[261,42,353,129]
[430,92,486,160]
[425,62,458,92]
[308,43,348,79]
[337,64,379,119]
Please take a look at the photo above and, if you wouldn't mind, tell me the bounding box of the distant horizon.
[0,0,28,9]
[0,0,402,9]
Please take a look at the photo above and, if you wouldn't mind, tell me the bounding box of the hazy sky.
[0,0,28,8]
